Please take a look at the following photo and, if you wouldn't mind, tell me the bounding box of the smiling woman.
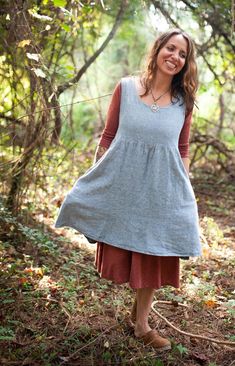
[140,29,198,114]
[55,28,201,351]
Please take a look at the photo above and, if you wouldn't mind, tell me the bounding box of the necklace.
[150,88,170,112]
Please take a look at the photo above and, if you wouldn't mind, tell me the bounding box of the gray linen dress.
[55,77,202,257]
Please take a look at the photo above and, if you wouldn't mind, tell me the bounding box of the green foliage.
[102,350,112,362]
[61,101,97,143]
[153,361,164,366]
[0,199,58,254]
[159,287,185,304]
[18,224,58,253]
[224,300,235,319]
[0,326,15,341]
[173,343,189,356]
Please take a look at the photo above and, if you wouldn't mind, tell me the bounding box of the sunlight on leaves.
[32,68,46,78]
[61,24,71,32]
[184,277,217,302]
[53,0,67,7]
[201,216,224,246]
[26,53,40,62]
[23,267,44,277]
[37,275,59,292]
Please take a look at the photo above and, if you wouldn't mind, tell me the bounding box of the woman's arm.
[178,109,193,176]
[93,82,121,163]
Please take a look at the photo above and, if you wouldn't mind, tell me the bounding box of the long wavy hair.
[140,28,198,114]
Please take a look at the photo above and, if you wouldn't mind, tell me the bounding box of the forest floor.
[0,170,235,366]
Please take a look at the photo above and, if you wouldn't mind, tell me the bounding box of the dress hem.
[54,222,202,257]
[95,272,181,290]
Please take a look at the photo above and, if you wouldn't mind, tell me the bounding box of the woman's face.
[156,34,188,76]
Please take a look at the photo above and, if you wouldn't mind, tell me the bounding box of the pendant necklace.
[150,88,170,113]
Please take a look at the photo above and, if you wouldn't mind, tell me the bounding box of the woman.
[55,28,202,351]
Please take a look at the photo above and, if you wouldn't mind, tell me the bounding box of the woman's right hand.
[94,145,108,164]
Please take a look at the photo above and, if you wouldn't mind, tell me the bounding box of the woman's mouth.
[165,60,177,70]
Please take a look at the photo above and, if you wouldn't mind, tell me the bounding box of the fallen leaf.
[34,267,43,277]
[204,299,217,308]
[18,39,31,48]
[104,341,109,348]
[23,268,34,274]
[19,277,28,284]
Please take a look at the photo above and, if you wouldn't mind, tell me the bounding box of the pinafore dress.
[55,77,202,258]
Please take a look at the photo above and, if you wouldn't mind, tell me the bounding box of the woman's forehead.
[166,34,188,52]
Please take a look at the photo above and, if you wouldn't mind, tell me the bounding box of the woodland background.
[0,1,234,365]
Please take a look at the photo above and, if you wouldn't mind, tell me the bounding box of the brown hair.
[140,28,198,114]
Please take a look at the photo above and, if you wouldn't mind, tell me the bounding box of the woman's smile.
[165,60,177,70]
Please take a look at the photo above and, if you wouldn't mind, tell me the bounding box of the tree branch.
[57,0,127,95]
[180,0,235,52]
[151,0,180,29]
[151,301,235,347]
[191,131,235,178]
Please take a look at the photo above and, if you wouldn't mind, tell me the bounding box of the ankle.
[135,322,151,337]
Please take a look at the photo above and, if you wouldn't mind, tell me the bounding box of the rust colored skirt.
[95,242,180,289]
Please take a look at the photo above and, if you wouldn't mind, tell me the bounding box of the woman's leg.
[134,287,155,336]
[133,287,171,350]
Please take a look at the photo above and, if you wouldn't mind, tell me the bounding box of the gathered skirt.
[95,242,180,289]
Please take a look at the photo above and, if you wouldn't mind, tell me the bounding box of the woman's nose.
[171,51,179,61]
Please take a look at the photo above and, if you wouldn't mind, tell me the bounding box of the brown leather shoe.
[139,329,171,351]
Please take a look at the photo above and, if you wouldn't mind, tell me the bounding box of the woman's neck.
[152,72,173,94]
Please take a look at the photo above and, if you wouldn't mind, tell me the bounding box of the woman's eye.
[167,46,173,51]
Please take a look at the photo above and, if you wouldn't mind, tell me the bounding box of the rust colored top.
[98,82,193,158]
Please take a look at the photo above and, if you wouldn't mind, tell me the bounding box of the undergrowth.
[0,173,235,365]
